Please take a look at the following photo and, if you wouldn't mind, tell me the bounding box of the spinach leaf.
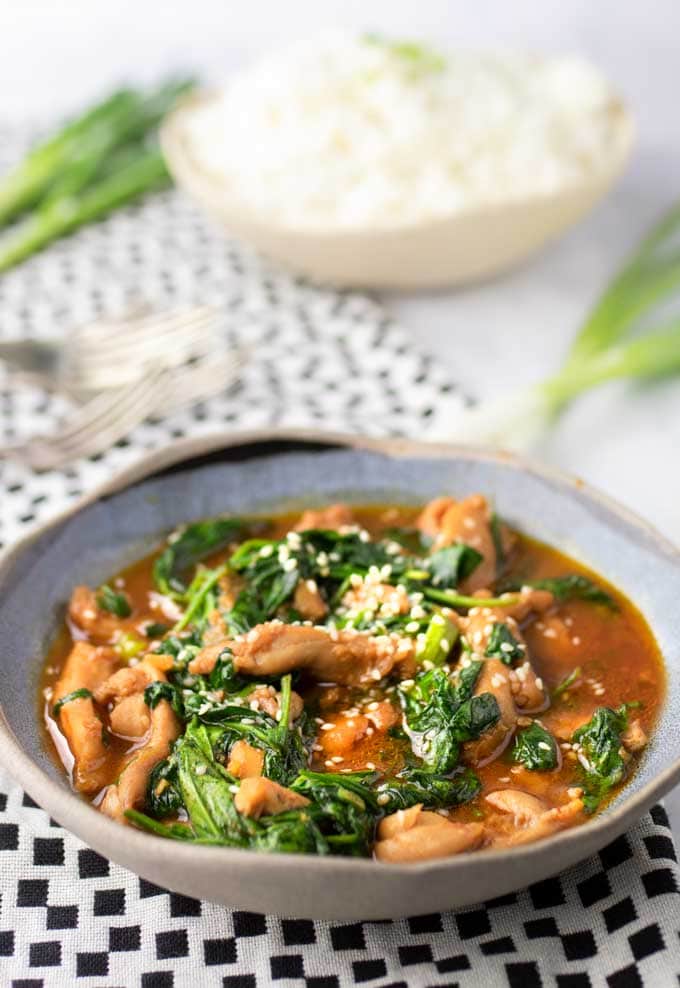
[513,722,559,771]
[52,687,93,716]
[199,676,311,786]
[176,733,253,844]
[399,665,500,775]
[376,767,481,812]
[290,770,378,856]
[96,584,131,617]
[484,622,526,665]
[143,680,185,719]
[572,705,630,812]
[502,574,616,609]
[146,757,183,817]
[154,518,248,596]
[425,544,482,588]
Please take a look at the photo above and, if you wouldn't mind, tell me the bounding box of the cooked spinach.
[376,767,481,812]
[153,518,248,596]
[146,757,183,817]
[143,680,185,719]
[425,544,482,588]
[52,687,93,716]
[502,574,616,609]
[513,722,559,771]
[484,622,526,665]
[572,705,630,812]
[398,664,499,774]
[96,584,131,617]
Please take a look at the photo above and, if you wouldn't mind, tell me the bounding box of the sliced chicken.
[416,495,498,592]
[68,585,130,643]
[375,803,484,862]
[109,693,150,738]
[485,789,585,847]
[341,577,410,619]
[189,621,416,685]
[93,665,156,705]
[462,659,517,766]
[294,504,354,532]
[316,712,371,757]
[622,719,647,753]
[227,740,265,779]
[100,700,180,822]
[293,579,328,622]
[53,642,118,793]
[247,684,304,725]
[234,777,310,819]
[510,662,548,712]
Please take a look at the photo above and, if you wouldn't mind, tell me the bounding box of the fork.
[0,304,222,399]
[0,349,245,472]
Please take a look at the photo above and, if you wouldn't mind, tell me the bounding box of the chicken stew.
[42,497,664,862]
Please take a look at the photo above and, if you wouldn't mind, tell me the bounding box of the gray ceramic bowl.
[1,429,679,920]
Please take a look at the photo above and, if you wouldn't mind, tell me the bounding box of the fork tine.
[55,370,169,453]
[72,317,221,373]
[74,305,219,352]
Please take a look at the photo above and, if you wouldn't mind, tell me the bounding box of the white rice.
[186,32,623,230]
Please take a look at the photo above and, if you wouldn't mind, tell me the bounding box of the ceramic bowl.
[161,93,634,290]
[1,429,678,920]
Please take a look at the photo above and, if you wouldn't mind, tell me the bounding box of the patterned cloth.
[0,125,678,986]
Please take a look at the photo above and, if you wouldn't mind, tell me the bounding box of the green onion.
[439,199,680,449]
[415,612,459,665]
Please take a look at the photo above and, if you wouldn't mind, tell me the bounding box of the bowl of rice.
[162,33,633,289]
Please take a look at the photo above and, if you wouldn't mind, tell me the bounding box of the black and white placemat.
[0,124,679,986]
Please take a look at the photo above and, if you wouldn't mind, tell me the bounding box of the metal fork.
[0,304,222,398]
[0,350,245,472]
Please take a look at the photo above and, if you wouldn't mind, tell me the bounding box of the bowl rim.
[161,90,635,239]
[1,426,679,880]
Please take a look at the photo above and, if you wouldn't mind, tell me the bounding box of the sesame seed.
[320,723,335,731]
[331,756,344,764]
[377,793,390,806]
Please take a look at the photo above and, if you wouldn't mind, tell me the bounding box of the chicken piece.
[622,719,648,753]
[218,572,244,611]
[317,713,371,757]
[462,659,517,766]
[365,700,401,731]
[203,608,229,646]
[460,607,527,656]
[510,661,548,712]
[294,504,354,532]
[53,642,119,793]
[377,804,423,840]
[93,665,156,705]
[341,577,410,619]
[227,740,265,779]
[189,622,416,685]
[100,700,180,821]
[234,777,310,819]
[549,707,596,741]
[68,585,131,643]
[375,803,484,862]
[109,693,150,738]
[416,495,498,592]
[485,789,547,825]
[247,684,304,724]
[293,579,328,622]
[486,789,584,847]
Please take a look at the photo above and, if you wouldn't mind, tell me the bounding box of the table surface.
[2,0,680,828]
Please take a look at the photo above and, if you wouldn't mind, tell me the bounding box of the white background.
[2,0,680,823]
